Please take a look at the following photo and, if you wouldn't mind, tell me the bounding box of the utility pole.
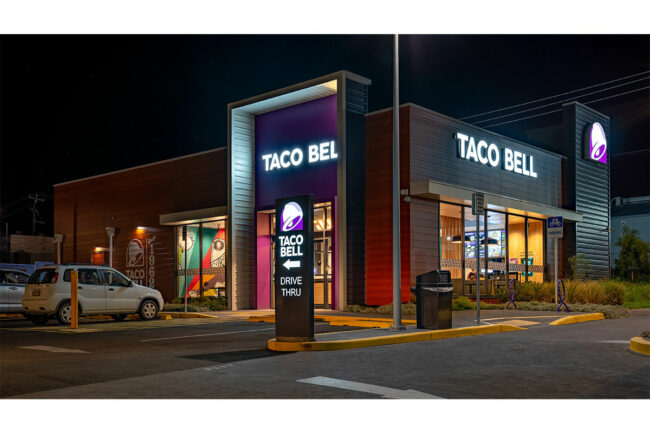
[391,34,404,331]
[28,193,45,234]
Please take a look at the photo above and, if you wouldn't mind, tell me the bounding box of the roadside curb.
[267,324,525,352]
[250,314,417,328]
[156,312,216,319]
[549,313,605,326]
[629,337,650,356]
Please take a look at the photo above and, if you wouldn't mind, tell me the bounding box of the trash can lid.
[421,286,453,292]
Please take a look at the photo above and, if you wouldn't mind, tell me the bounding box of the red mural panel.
[365,106,411,306]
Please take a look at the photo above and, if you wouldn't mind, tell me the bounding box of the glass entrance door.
[268,202,333,309]
[313,204,332,308]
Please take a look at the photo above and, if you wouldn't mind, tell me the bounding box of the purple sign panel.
[255,94,338,208]
[584,122,607,164]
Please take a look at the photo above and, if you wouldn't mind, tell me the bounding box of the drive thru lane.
[0,318,355,398]
[3,313,648,399]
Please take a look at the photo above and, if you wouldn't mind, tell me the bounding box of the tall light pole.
[106,227,116,267]
[392,34,403,330]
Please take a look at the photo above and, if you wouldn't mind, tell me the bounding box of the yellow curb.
[549,313,605,325]
[629,337,650,356]
[249,314,417,328]
[157,312,216,319]
[267,324,525,351]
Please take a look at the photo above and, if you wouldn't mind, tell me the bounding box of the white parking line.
[140,327,275,342]
[297,376,442,399]
[598,340,630,344]
[19,345,89,353]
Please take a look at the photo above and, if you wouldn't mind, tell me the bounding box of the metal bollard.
[70,270,79,329]
[506,279,517,310]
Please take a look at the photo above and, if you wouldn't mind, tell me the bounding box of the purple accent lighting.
[255,94,338,208]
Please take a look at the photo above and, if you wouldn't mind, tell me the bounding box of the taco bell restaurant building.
[53,71,611,310]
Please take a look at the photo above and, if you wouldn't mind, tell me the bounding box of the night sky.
[1,35,648,235]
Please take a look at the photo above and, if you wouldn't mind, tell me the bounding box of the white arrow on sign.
[297,376,441,399]
[283,259,301,270]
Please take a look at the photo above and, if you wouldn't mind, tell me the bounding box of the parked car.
[0,269,31,313]
[22,264,164,325]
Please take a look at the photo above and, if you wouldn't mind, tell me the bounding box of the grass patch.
[164,296,228,312]
[623,282,650,309]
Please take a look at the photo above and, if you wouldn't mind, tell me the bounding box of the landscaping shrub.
[452,296,475,310]
[343,302,417,316]
[500,279,634,306]
[163,296,228,312]
[515,281,554,303]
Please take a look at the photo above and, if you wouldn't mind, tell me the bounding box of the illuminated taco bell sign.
[584,122,607,164]
[455,132,538,178]
[280,201,303,232]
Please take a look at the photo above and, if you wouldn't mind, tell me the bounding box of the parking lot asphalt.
[1,312,648,399]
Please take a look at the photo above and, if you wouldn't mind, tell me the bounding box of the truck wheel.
[56,301,72,325]
[139,300,158,320]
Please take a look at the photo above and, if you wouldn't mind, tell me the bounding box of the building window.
[440,202,464,295]
[177,220,227,299]
[508,215,527,281]
[527,218,545,283]
[486,211,507,295]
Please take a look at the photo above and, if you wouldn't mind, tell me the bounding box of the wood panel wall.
[508,222,526,266]
[365,106,411,306]
[54,149,228,301]
[440,215,463,279]
[508,220,544,283]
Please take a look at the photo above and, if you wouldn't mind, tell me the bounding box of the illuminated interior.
[440,201,546,297]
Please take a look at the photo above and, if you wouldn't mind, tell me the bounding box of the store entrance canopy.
[410,180,583,222]
[159,206,228,226]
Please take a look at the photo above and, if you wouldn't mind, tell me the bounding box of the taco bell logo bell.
[281,201,303,232]
[588,122,607,164]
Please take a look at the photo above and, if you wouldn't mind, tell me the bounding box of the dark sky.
[1,35,649,235]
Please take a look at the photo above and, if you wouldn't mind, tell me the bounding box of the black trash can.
[410,270,453,330]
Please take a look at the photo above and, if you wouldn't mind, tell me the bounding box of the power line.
[582,84,650,106]
[483,85,650,128]
[461,70,650,120]
[474,76,650,125]
[484,108,562,128]
[612,149,650,157]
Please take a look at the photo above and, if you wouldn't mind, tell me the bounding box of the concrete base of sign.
[276,336,316,342]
